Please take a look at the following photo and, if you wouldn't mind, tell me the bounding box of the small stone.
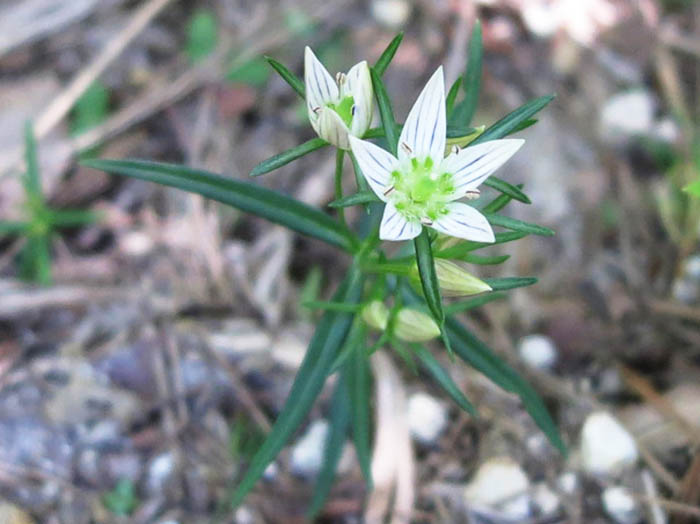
[581,412,638,476]
[407,392,448,445]
[600,90,655,142]
[518,334,558,370]
[532,483,560,516]
[146,452,177,493]
[371,0,412,29]
[263,461,278,481]
[602,486,642,524]
[463,457,531,521]
[557,471,578,495]
[290,420,329,477]
[119,231,154,257]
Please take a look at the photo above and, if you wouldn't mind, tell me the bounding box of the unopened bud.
[413,259,492,297]
[394,308,441,342]
[362,300,389,331]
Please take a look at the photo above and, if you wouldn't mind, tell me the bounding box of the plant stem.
[335,149,347,230]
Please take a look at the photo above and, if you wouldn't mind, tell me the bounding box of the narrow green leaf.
[374,32,404,76]
[346,333,373,489]
[446,76,463,116]
[0,221,29,236]
[23,122,41,199]
[483,176,531,204]
[47,209,98,227]
[473,95,555,144]
[461,253,510,265]
[413,344,477,416]
[302,300,362,313]
[445,318,566,454]
[414,229,444,325]
[329,191,379,208]
[480,184,521,214]
[82,159,355,252]
[485,214,554,237]
[20,234,52,285]
[483,277,537,291]
[444,293,507,315]
[307,374,352,519]
[186,9,218,63]
[370,68,399,155]
[508,118,538,135]
[265,56,305,99]
[71,81,110,136]
[451,21,482,127]
[250,137,327,176]
[436,231,528,259]
[230,267,363,508]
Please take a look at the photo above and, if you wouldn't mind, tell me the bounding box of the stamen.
[400,142,413,155]
[451,145,461,155]
[465,189,480,200]
[383,186,395,197]
[312,106,321,114]
[335,72,346,86]
[351,105,356,116]
[420,217,433,226]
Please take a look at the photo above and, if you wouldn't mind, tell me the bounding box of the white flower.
[304,47,373,150]
[349,67,524,242]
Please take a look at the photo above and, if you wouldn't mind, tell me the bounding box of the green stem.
[335,149,347,230]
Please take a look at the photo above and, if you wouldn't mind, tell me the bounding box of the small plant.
[0,124,96,285]
[84,24,564,517]
[102,478,139,516]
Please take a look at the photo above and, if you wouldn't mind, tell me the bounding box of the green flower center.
[327,95,355,128]
[390,157,455,223]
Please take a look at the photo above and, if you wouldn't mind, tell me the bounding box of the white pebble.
[518,334,558,370]
[600,90,655,141]
[581,412,638,476]
[602,486,642,524]
[557,471,578,494]
[371,0,412,28]
[408,392,448,445]
[290,420,329,477]
[533,483,560,516]
[464,457,531,521]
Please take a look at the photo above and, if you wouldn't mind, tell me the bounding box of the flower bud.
[394,308,441,342]
[362,300,389,331]
[413,259,492,297]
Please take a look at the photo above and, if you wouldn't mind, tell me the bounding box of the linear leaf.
[436,231,528,259]
[451,20,482,127]
[371,68,399,155]
[230,267,363,508]
[473,94,555,144]
[48,209,98,227]
[307,374,351,519]
[445,318,566,454]
[444,293,507,315]
[329,191,379,208]
[461,253,510,265]
[250,137,327,176]
[485,214,554,237]
[414,229,444,325]
[483,176,531,204]
[508,118,538,135]
[20,234,51,285]
[302,300,362,313]
[413,344,477,416]
[265,56,305,99]
[483,277,537,291]
[23,122,41,199]
[346,332,373,489]
[0,221,29,236]
[82,159,355,252]
[374,32,404,76]
[480,184,521,214]
[446,76,462,116]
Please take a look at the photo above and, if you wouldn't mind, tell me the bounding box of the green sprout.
[0,124,97,285]
[82,23,564,519]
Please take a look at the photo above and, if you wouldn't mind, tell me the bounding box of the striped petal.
[442,139,524,199]
[344,61,373,137]
[305,47,339,120]
[316,107,351,149]
[380,202,421,241]
[398,67,446,164]
[430,202,494,242]
[349,135,399,202]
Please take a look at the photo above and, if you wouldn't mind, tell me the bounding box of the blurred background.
[1,0,699,522]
